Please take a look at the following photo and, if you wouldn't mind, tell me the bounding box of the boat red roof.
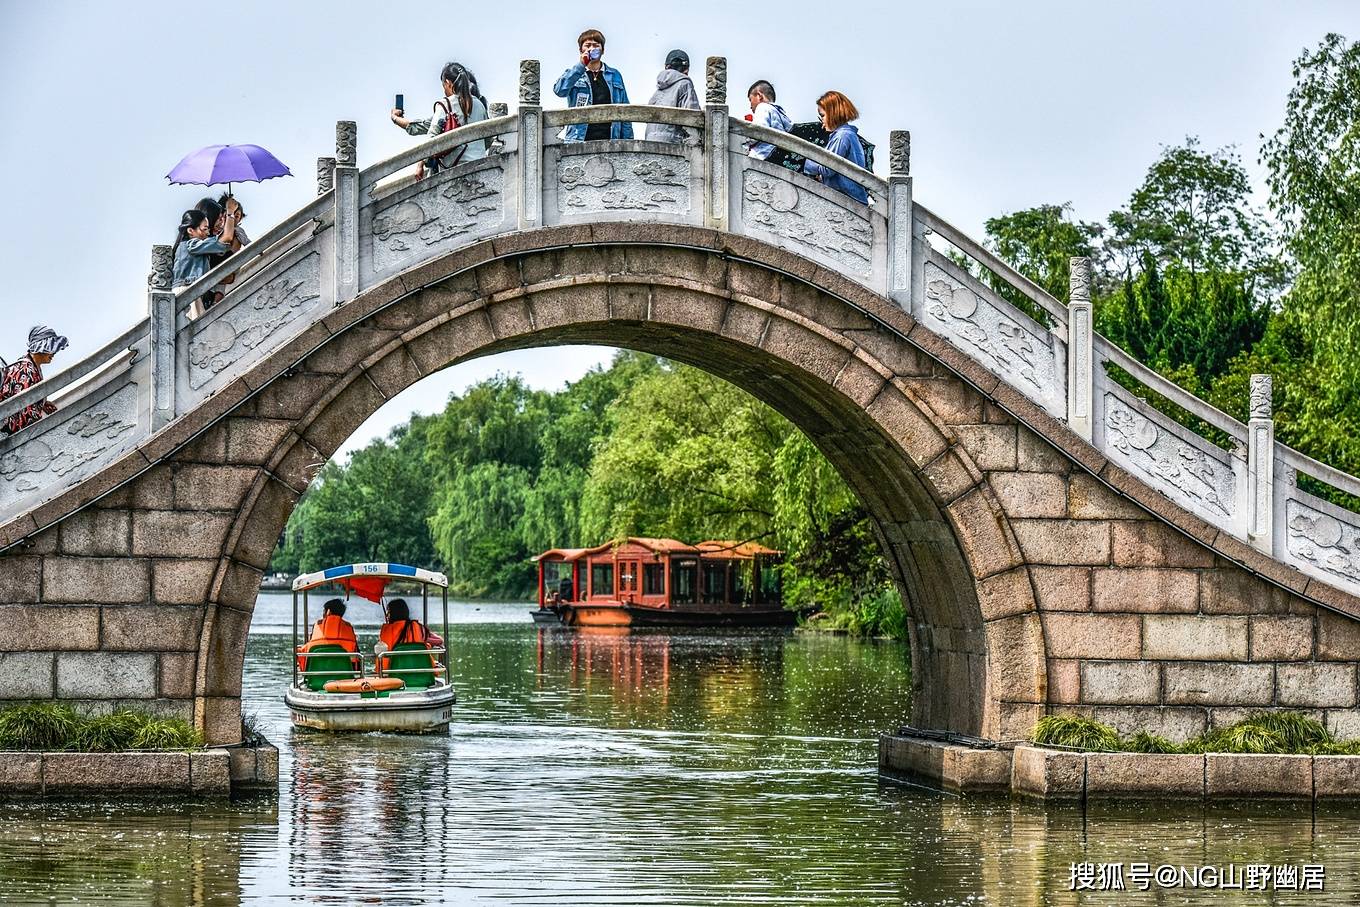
[534,537,701,562]
[696,540,783,558]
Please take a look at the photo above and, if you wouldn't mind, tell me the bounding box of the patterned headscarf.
[27,325,69,357]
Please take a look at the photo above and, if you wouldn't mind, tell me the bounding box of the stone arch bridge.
[2,59,1359,749]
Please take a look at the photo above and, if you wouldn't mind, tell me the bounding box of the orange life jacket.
[309,614,358,650]
[376,619,435,674]
[379,619,428,650]
[297,614,360,672]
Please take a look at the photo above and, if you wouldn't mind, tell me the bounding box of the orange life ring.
[323,676,405,694]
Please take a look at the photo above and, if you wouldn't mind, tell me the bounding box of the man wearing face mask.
[553,28,633,143]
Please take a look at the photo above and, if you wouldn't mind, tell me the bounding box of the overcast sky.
[1,1,1355,457]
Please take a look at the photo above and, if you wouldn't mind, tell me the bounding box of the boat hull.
[558,603,796,628]
[284,684,456,733]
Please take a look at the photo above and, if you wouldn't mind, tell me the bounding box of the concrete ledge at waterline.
[1084,752,1204,798]
[878,734,1011,793]
[0,739,279,798]
[1011,744,1085,800]
[1205,753,1313,798]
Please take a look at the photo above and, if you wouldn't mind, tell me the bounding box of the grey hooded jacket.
[644,69,701,144]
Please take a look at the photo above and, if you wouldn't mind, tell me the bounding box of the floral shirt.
[0,356,56,435]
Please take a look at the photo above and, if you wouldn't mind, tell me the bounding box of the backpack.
[430,98,469,172]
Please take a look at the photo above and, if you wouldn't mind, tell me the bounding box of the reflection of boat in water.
[284,563,456,733]
[532,538,794,627]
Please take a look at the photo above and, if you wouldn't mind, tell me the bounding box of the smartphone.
[395,93,404,115]
[587,48,601,61]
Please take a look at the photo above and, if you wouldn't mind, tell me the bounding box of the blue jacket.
[804,124,868,204]
[553,62,633,142]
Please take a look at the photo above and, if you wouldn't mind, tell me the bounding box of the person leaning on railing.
[173,207,237,317]
[802,90,868,204]
[553,28,632,142]
[0,325,68,435]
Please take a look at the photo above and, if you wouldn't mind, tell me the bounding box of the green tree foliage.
[270,417,438,575]
[982,203,1101,314]
[1255,33,1360,450]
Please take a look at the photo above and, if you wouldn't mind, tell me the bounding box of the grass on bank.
[0,703,203,752]
[1033,712,1360,756]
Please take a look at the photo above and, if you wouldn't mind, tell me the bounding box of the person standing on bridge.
[803,90,868,204]
[644,49,700,144]
[553,29,632,143]
[0,325,68,435]
[745,80,792,162]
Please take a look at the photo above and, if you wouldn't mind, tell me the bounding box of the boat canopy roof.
[534,537,700,562]
[292,563,449,600]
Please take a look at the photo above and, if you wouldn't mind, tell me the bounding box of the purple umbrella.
[165,144,293,195]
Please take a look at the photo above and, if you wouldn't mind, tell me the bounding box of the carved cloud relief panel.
[1285,498,1360,586]
[0,383,140,505]
[921,261,1060,413]
[741,171,872,275]
[187,253,321,391]
[369,167,506,277]
[1104,392,1238,521]
[556,153,691,216]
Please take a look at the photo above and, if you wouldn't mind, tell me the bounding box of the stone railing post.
[703,56,729,232]
[333,122,359,304]
[488,103,508,155]
[316,156,335,196]
[147,244,176,430]
[887,130,913,312]
[517,61,543,230]
[1066,256,1094,442]
[1247,374,1275,553]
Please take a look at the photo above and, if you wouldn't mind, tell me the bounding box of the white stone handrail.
[5,54,1360,603]
[0,317,149,427]
[358,113,520,192]
[914,204,1069,330]
[542,104,706,133]
[1280,445,1360,500]
[1094,335,1248,445]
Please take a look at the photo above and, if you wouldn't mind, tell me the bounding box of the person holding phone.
[552,28,632,143]
[390,63,488,178]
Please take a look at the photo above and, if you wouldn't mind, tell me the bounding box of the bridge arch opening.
[195,236,1046,743]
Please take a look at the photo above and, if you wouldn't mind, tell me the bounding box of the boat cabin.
[535,537,783,611]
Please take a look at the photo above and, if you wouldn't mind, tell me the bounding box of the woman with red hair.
[803,91,869,204]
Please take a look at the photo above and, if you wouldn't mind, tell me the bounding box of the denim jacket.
[803,124,869,204]
[552,62,633,142]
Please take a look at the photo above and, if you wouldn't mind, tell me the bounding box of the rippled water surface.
[2,596,1359,905]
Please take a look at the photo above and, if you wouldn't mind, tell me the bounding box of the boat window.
[702,561,727,604]
[590,562,614,598]
[730,562,749,603]
[643,562,665,595]
[755,558,782,604]
[671,559,697,604]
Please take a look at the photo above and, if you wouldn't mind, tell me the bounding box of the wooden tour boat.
[532,538,793,627]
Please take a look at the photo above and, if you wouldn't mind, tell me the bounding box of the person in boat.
[376,598,443,674]
[297,598,360,673]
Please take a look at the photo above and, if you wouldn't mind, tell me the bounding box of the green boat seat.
[379,642,441,689]
[299,643,361,692]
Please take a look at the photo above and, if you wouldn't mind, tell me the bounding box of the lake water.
[1,594,1357,905]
